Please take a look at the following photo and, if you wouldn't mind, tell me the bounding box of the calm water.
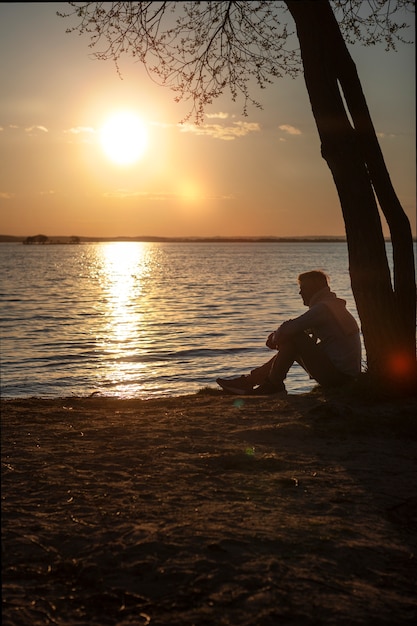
[1,241,362,398]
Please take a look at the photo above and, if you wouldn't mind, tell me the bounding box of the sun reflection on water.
[98,242,152,394]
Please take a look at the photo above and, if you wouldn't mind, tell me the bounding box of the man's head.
[298,270,329,306]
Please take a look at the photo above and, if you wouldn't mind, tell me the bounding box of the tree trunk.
[286,0,416,389]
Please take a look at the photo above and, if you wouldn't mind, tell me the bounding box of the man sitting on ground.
[216,270,361,395]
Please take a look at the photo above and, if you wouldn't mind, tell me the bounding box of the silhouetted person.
[216,270,361,395]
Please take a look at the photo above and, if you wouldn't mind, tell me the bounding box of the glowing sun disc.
[100,112,148,165]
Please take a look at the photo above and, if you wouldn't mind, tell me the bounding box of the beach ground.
[2,389,417,625]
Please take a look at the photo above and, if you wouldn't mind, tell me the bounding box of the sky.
[0,2,415,239]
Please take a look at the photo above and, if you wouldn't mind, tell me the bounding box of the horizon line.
[1,234,351,242]
[1,234,414,243]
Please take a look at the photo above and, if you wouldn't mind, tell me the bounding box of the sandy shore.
[2,389,417,625]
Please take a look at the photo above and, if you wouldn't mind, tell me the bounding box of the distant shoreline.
[0,234,351,244]
[1,235,414,244]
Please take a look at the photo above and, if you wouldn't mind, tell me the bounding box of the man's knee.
[281,332,316,354]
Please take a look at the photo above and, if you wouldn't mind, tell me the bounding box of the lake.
[1,241,366,398]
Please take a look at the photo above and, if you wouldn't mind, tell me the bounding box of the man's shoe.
[251,380,287,396]
[216,375,254,394]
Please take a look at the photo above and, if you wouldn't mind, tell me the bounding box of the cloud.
[180,121,260,141]
[149,121,175,129]
[377,132,398,139]
[0,190,54,199]
[65,126,95,135]
[208,193,236,200]
[102,190,177,200]
[64,126,96,144]
[24,125,48,133]
[279,124,302,135]
[102,189,144,199]
[205,112,229,120]
[101,189,233,202]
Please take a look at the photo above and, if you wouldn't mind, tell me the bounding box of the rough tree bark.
[286,0,416,389]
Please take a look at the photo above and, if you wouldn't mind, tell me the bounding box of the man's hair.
[298,270,329,289]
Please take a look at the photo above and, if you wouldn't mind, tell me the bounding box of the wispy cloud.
[63,126,96,144]
[377,132,398,139]
[0,190,55,199]
[102,190,178,200]
[180,120,260,141]
[65,126,95,135]
[25,125,48,133]
[101,189,234,201]
[205,112,229,120]
[279,124,302,136]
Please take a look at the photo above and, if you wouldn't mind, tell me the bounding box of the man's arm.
[269,306,327,348]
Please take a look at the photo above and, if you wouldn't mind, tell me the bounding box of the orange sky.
[0,3,415,238]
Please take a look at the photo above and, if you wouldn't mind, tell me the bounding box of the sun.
[99,112,148,165]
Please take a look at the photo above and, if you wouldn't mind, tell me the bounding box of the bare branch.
[57,1,414,122]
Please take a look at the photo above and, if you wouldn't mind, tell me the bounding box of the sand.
[2,389,417,625]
